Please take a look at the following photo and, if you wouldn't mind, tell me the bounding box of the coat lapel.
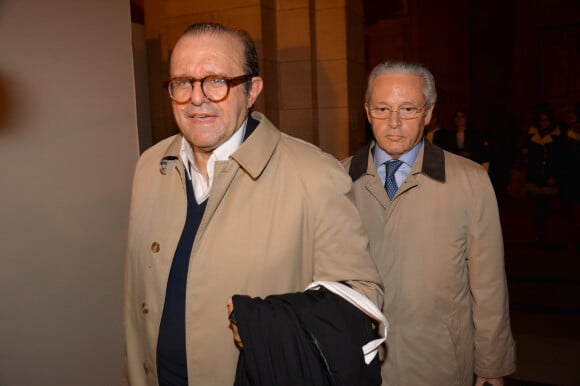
[349,139,446,205]
[198,111,281,234]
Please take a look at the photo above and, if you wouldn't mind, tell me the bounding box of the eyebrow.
[370,102,420,106]
[170,71,229,78]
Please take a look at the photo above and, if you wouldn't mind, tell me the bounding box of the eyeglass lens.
[169,77,229,103]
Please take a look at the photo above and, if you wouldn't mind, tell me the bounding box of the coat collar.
[230,111,281,179]
[158,111,280,178]
[528,125,561,146]
[349,139,446,183]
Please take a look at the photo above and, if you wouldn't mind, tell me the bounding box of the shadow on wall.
[0,73,15,135]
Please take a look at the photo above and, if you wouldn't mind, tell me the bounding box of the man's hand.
[475,376,504,386]
[227,297,243,349]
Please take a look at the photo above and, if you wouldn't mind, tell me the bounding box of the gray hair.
[365,60,437,107]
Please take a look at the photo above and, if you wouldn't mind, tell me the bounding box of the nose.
[387,110,401,128]
[189,80,207,106]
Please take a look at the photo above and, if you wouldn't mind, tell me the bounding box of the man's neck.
[192,147,214,181]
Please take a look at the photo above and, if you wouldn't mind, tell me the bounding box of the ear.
[364,103,372,123]
[247,76,263,108]
[423,105,435,126]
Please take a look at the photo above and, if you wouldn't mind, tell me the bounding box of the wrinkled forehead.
[370,73,425,103]
[170,32,245,75]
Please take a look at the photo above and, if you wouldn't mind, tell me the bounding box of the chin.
[384,146,405,157]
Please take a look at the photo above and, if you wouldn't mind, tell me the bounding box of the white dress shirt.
[179,119,247,204]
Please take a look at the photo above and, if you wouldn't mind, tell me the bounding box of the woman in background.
[521,104,564,242]
[441,108,489,171]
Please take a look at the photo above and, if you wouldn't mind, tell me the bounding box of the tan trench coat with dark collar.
[343,139,516,386]
[124,111,383,386]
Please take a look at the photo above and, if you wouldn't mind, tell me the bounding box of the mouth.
[385,134,404,141]
[187,111,216,122]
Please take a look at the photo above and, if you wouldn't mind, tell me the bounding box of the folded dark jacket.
[232,287,381,386]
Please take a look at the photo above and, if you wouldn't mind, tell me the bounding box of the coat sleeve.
[467,168,516,378]
[303,152,383,309]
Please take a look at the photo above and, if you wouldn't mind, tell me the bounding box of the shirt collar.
[179,119,248,179]
[373,139,423,170]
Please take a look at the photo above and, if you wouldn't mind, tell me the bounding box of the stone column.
[314,0,366,157]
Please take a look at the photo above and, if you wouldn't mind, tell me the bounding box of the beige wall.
[277,0,367,157]
[0,1,139,385]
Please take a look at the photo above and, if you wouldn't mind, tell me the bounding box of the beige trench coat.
[124,112,382,386]
[343,140,516,386]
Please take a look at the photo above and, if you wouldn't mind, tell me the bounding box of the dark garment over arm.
[232,287,381,386]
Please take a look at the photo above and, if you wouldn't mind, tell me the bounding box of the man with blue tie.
[342,61,516,386]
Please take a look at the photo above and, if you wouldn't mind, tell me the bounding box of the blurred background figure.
[485,107,519,198]
[441,108,490,171]
[423,108,446,147]
[560,103,580,254]
[521,103,565,243]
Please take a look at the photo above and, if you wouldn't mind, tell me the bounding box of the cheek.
[403,123,423,140]
[370,120,388,135]
[172,104,186,120]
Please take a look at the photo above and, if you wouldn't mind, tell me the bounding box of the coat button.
[143,362,150,375]
[151,242,160,253]
[141,303,149,314]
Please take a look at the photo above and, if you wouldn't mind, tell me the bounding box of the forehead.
[170,32,245,76]
[370,73,424,103]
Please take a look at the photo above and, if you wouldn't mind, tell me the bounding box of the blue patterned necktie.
[384,159,403,200]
